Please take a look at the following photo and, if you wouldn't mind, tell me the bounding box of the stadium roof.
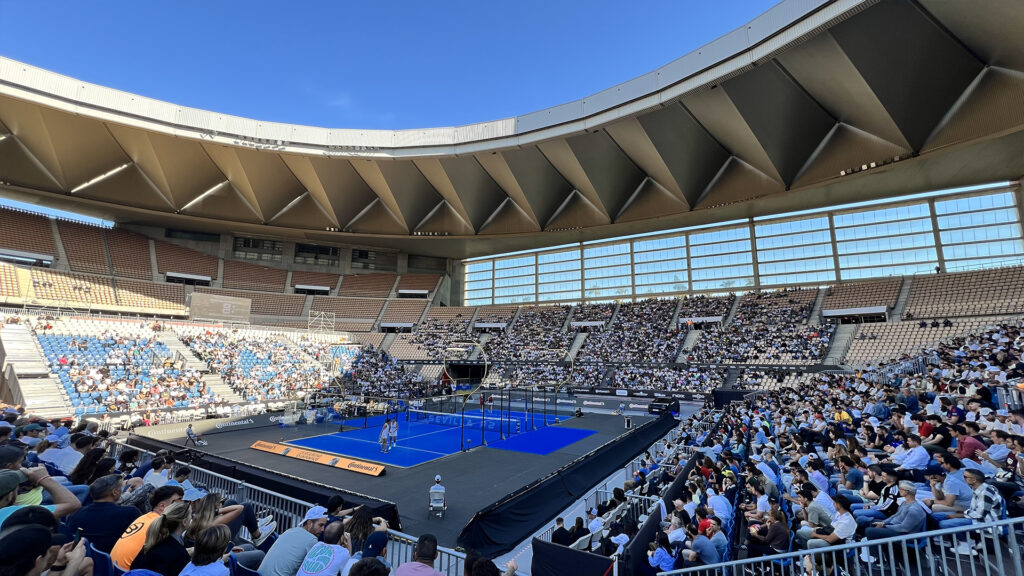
[1,0,1023,258]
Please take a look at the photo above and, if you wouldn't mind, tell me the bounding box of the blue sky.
[0,0,779,130]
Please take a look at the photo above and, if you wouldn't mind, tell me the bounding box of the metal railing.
[105,442,469,575]
[657,515,1024,576]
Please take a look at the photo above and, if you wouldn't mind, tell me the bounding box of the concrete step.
[202,373,244,404]
[567,332,588,360]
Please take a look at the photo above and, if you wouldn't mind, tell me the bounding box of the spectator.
[110,484,185,570]
[394,533,444,576]
[746,509,789,557]
[298,520,352,576]
[646,531,675,573]
[260,505,330,576]
[0,467,80,524]
[130,500,192,575]
[63,474,139,553]
[180,524,232,576]
[343,531,390,576]
[550,517,571,546]
[861,482,927,563]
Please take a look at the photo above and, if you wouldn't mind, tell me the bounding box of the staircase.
[676,330,702,361]
[203,374,244,404]
[567,332,588,360]
[808,287,828,323]
[562,306,576,332]
[722,296,741,325]
[891,276,913,320]
[507,306,524,330]
[300,295,314,319]
[469,333,490,360]
[723,366,742,389]
[823,323,858,366]
[668,299,684,331]
[0,324,71,418]
[607,301,622,327]
[158,336,208,373]
[380,332,398,353]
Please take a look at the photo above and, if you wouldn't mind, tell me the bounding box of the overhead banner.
[133,412,285,441]
[580,388,708,403]
[250,441,385,476]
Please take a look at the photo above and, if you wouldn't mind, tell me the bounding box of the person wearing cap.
[394,532,445,576]
[861,482,926,562]
[16,423,46,447]
[586,507,602,534]
[63,474,140,553]
[0,465,81,526]
[259,505,330,576]
[342,531,391,576]
[297,520,352,576]
[0,517,91,576]
[798,494,855,550]
[110,484,185,570]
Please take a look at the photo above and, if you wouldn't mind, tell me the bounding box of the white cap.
[303,505,329,522]
[996,409,1009,417]
[434,475,442,482]
[588,507,598,516]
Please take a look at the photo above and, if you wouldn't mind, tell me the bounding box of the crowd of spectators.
[686,289,833,364]
[350,347,447,398]
[506,363,606,388]
[411,316,474,361]
[676,294,735,321]
[484,306,573,361]
[577,299,687,363]
[181,329,329,402]
[571,303,615,324]
[611,366,725,392]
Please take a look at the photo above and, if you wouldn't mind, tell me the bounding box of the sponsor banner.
[134,412,284,441]
[577,389,707,404]
[250,441,385,476]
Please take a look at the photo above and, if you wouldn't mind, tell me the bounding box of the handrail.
[657,515,1024,576]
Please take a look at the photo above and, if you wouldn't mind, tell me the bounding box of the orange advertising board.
[250,441,385,476]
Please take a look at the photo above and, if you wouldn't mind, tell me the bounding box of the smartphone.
[223,540,235,555]
[72,528,83,548]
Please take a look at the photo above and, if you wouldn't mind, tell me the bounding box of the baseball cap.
[22,423,44,432]
[924,464,945,476]
[434,475,441,482]
[182,487,209,502]
[588,507,598,516]
[0,525,66,566]
[0,469,27,496]
[44,435,60,443]
[303,505,329,523]
[996,409,1010,417]
[0,446,24,467]
[363,531,389,557]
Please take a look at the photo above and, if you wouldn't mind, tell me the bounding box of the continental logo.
[583,401,606,406]
[250,441,385,476]
[556,399,575,405]
[215,418,254,429]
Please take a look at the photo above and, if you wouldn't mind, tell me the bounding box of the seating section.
[579,299,685,362]
[30,269,116,306]
[339,273,396,297]
[115,279,185,311]
[844,316,1007,365]
[475,305,519,324]
[222,260,288,292]
[106,229,153,279]
[905,266,1024,318]
[37,318,213,414]
[0,262,21,297]
[0,207,56,257]
[395,273,439,293]
[572,303,616,324]
[676,294,735,320]
[353,332,386,348]
[388,334,433,360]
[155,240,219,279]
[57,220,109,275]
[393,306,477,361]
[311,296,386,320]
[178,326,327,402]
[291,270,340,291]
[380,299,428,324]
[822,278,901,310]
[336,321,374,332]
[195,287,305,316]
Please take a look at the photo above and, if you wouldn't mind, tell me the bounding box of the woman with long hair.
[185,494,264,569]
[116,448,140,476]
[746,509,790,557]
[131,501,192,575]
[68,447,107,485]
[180,525,232,576]
[647,531,674,572]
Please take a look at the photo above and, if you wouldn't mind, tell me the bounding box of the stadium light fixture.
[180,180,230,211]
[69,162,131,194]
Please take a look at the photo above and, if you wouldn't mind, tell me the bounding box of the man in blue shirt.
[64,474,140,553]
[679,524,720,567]
[925,455,973,517]
[861,482,926,562]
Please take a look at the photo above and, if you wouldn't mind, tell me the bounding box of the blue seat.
[229,552,262,576]
[87,543,125,576]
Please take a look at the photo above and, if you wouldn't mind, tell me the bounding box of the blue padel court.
[283,409,596,468]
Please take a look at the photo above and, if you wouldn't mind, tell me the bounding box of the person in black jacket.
[64,475,140,553]
[550,517,571,546]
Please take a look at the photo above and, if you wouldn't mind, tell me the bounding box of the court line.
[292,430,451,457]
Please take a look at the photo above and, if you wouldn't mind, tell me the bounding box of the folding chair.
[428,487,447,519]
[228,552,262,576]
